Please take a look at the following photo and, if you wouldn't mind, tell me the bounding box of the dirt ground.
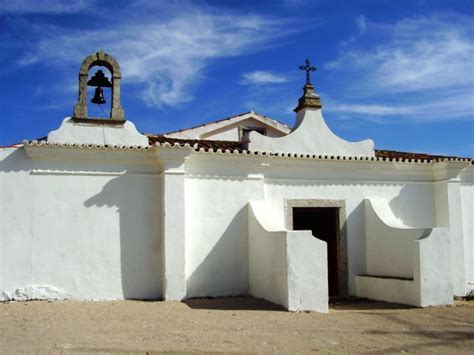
[0,297,472,354]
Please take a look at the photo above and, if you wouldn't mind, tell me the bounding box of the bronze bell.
[88,69,111,105]
[91,86,106,105]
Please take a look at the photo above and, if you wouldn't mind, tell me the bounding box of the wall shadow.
[344,201,366,293]
[389,184,437,227]
[0,147,31,173]
[84,175,162,300]
[186,207,249,300]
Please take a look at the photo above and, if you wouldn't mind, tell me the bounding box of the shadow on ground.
[329,297,415,311]
[184,295,286,311]
[184,295,417,312]
[361,308,474,352]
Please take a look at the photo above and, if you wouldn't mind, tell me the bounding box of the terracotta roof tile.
[147,134,242,151]
[374,149,472,162]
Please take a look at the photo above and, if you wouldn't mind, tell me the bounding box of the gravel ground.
[0,297,472,353]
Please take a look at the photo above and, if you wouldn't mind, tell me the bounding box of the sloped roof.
[147,134,242,151]
[374,149,467,161]
[164,111,291,138]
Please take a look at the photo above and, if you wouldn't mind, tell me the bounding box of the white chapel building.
[1,51,473,312]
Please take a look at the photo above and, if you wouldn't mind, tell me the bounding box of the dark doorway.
[293,207,340,297]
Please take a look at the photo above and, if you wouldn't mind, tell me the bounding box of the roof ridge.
[164,111,253,135]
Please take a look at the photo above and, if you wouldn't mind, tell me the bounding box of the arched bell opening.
[73,50,125,121]
[86,66,113,118]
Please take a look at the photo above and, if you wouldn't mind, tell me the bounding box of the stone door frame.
[285,199,348,297]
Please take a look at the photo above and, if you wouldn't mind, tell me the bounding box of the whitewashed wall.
[0,147,162,301]
[356,199,452,306]
[248,201,290,309]
[435,163,474,296]
[262,181,437,292]
[1,145,473,305]
[248,200,328,312]
[460,181,474,294]
[364,199,424,279]
[1,148,34,299]
[184,173,264,297]
[182,153,472,301]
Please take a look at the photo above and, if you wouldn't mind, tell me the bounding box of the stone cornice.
[23,140,156,164]
[22,139,472,167]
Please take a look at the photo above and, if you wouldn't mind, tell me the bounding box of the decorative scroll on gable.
[248,107,375,157]
[247,58,375,157]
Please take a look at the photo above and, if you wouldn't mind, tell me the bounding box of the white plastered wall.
[248,201,328,312]
[180,153,471,306]
[184,172,264,297]
[0,146,162,301]
[364,199,422,279]
[180,152,457,303]
[356,199,452,307]
[248,201,289,309]
[48,117,149,147]
[433,163,474,296]
[1,148,34,299]
[460,180,474,294]
[261,177,437,293]
[1,143,472,306]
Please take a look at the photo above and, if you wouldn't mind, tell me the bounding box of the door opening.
[292,207,340,297]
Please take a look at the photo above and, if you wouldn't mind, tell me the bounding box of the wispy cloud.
[325,15,474,122]
[9,2,292,108]
[0,0,95,14]
[328,103,402,116]
[327,91,474,121]
[327,15,474,92]
[356,15,367,33]
[341,15,366,47]
[240,70,288,85]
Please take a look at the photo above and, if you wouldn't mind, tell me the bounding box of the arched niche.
[73,50,125,120]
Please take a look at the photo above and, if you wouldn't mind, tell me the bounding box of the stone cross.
[299,58,317,85]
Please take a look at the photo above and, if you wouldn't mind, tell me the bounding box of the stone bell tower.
[73,50,125,121]
[47,51,148,147]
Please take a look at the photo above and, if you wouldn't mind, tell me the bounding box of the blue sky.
[0,0,473,156]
